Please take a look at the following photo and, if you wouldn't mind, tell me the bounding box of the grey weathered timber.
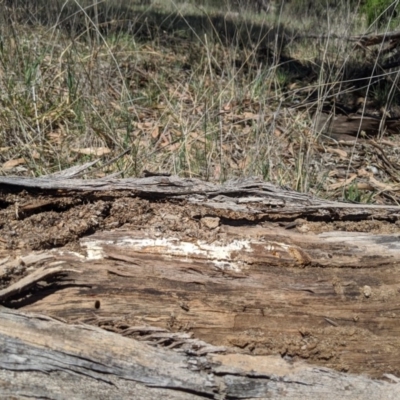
[2,167,400,397]
[0,307,399,400]
[1,172,400,222]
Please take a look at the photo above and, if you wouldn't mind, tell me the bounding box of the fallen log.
[297,29,400,47]
[315,111,400,138]
[1,307,399,399]
[1,169,400,397]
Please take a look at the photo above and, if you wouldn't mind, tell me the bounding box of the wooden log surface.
[302,29,400,48]
[1,170,400,397]
[7,226,400,379]
[1,307,400,400]
[315,112,400,138]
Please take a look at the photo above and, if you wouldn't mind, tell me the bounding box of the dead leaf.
[170,128,182,137]
[356,182,374,191]
[238,154,251,170]
[327,174,357,190]
[160,132,171,146]
[47,131,63,144]
[328,169,339,177]
[357,168,373,178]
[287,143,295,157]
[168,142,181,152]
[242,126,252,135]
[213,164,221,181]
[71,147,111,156]
[379,139,396,147]
[274,128,282,137]
[243,112,259,120]
[368,176,400,192]
[110,102,121,111]
[137,122,154,130]
[2,158,26,170]
[151,126,159,139]
[326,147,348,159]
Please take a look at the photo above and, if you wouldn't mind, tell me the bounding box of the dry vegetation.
[1,0,400,203]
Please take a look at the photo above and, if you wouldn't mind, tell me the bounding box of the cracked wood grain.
[1,308,399,399]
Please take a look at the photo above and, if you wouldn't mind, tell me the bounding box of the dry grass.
[1,0,400,203]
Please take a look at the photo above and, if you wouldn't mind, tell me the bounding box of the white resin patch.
[80,234,294,271]
[81,236,256,272]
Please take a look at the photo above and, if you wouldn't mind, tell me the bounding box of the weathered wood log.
[351,30,400,47]
[1,307,400,399]
[1,170,400,397]
[299,29,400,47]
[8,225,400,378]
[315,112,400,139]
